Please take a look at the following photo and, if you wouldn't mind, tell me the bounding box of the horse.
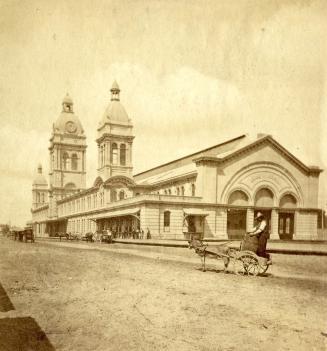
[188,237,231,273]
[84,232,94,242]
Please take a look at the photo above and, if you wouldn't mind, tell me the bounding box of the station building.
[31,82,323,241]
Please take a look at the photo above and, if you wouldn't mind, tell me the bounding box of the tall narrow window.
[177,187,180,196]
[111,143,118,165]
[191,184,195,196]
[111,189,117,202]
[62,152,69,170]
[119,190,125,200]
[71,154,78,170]
[164,211,170,232]
[181,186,185,196]
[120,144,126,165]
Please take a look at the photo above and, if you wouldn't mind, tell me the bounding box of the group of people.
[101,227,151,240]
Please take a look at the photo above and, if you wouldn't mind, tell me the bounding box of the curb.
[112,239,327,256]
[33,237,327,256]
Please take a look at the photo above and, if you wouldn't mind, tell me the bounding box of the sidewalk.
[37,236,327,256]
[112,238,327,255]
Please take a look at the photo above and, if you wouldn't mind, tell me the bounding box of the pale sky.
[0,0,326,226]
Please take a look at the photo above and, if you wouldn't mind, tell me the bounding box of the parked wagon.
[188,233,272,276]
[11,228,34,243]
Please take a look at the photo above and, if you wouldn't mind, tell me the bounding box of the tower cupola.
[62,94,73,113]
[110,81,120,101]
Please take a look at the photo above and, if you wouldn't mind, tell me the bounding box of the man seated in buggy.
[244,212,271,264]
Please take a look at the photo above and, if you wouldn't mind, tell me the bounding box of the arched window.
[41,193,45,203]
[177,187,180,196]
[191,184,195,196]
[164,211,170,232]
[71,154,78,170]
[110,189,117,202]
[279,194,297,208]
[62,152,69,170]
[111,143,118,165]
[254,188,274,207]
[120,144,126,165]
[119,190,125,200]
[100,146,103,167]
[228,190,249,206]
[181,186,185,196]
[168,189,171,195]
[37,193,40,203]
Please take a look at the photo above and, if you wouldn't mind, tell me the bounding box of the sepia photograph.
[0,0,326,350]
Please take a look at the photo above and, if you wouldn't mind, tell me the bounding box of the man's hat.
[255,212,264,219]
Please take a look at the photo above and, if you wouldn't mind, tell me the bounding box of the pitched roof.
[134,134,247,181]
[194,135,323,175]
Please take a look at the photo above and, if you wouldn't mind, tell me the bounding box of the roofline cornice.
[134,134,246,178]
[193,136,323,175]
[96,134,135,144]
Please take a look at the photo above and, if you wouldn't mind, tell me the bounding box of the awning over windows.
[183,209,209,217]
[90,208,140,220]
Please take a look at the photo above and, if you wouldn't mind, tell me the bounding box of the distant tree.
[1,224,10,234]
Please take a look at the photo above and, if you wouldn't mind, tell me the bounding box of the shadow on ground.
[0,283,55,351]
[0,317,55,351]
[0,283,14,312]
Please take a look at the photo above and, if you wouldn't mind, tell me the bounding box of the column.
[270,209,279,239]
[97,144,100,169]
[106,142,110,166]
[215,208,228,239]
[128,142,132,166]
[246,208,254,232]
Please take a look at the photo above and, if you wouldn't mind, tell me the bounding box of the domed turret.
[97,81,134,180]
[33,164,47,186]
[53,94,84,135]
[100,81,131,125]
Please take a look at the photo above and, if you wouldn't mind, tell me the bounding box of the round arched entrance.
[254,188,274,235]
[227,190,248,239]
[278,194,297,240]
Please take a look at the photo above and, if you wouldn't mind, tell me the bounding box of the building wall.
[216,144,316,208]
[295,211,318,240]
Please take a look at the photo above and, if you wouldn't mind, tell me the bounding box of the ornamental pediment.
[103,175,136,187]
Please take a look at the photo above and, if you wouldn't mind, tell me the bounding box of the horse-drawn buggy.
[188,233,272,276]
[11,228,35,243]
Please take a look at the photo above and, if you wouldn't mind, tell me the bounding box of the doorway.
[278,212,294,240]
[227,209,247,239]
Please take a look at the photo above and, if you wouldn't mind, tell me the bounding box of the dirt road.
[0,238,326,351]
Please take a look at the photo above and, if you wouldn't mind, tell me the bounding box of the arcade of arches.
[227,189,298,240]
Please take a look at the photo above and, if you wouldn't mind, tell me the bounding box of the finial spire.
[62,93,73,112]
[110,81,120,101]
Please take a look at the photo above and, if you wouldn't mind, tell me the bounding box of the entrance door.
[278,213,294,240]
[227,209,246,239]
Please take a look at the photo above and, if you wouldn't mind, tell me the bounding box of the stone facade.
[31,82,323,240]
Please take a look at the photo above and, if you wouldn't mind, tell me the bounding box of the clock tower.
[49,94,87,206]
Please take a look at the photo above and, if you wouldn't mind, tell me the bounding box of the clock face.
[65,121,77,133]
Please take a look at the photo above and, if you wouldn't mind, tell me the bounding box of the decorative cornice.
[96,133,134,144]
[193,136,323,176]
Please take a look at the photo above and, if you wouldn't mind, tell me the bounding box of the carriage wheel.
[257,255,271,275]
[233,257,247,276]
[258,262,269,274]
[241,254,260,276]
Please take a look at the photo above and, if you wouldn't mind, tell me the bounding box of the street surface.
[0,237,326,351]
